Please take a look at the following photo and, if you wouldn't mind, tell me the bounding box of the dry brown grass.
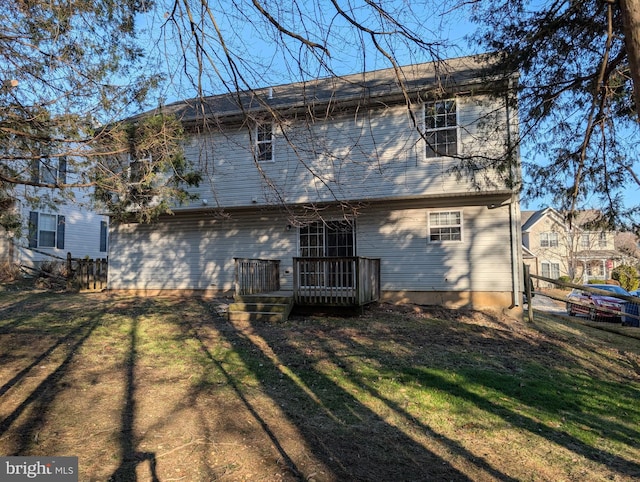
[1,288,639,481]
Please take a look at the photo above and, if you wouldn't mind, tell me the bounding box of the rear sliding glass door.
[299,220,355,288]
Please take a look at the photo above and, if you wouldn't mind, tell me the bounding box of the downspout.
[509,196,522,307]
[506,76,523,307]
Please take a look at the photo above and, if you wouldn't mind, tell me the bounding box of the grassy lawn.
[0,289,639,481]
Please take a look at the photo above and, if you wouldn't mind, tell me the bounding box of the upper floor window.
[28,211,65,249]
[256,122,274,162]
[428,210,462,242]
[598,232,607,248]
[424,100,458,158]
[580,234,590,248]
[31,157,67,185]
[540,232,559,248]
[128,155,152,184]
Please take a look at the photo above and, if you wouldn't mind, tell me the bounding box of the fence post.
[524,264,533,322]
[66,252,73,290]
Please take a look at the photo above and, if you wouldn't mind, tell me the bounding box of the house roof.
[574,249,621,260]
[520,207,564,232]
[522,245,536,258]
[139,54,512,124]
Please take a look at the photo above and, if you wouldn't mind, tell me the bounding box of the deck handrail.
[234,258,281,295]
[292,256,380,306]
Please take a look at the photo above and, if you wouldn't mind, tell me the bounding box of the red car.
[566,284,630,321]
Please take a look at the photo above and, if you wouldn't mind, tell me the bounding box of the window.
[256,122,273,162]
[299,220,354,257]
[540,232,559,248]
[100,221,108,252]
[424,100,457,158]
[541,262,560,279]
[429,211,462,242]
[28,212,65,249]
[31,157,67,185]
[598,232,607,248]
[580,234,590,248]
[128,155,152,184]
[299,220,355,287]
[587,263,603,277]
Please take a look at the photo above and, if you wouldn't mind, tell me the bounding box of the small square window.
[429,211,462,242]
[541,262,560,279]
[540,232,559,248]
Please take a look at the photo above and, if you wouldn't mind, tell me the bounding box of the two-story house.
[522,207,622,285]
[106,55,524,312]
[0,157,110,268]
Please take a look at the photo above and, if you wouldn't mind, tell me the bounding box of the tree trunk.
[620,0,640,121]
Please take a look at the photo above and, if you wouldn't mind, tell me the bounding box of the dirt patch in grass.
[1,289,639,481]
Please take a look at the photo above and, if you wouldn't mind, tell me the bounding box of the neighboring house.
[107,55,524,311]
[0,156,109,268]
[521,207,623,286]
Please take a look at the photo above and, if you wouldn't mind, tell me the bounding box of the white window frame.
[424,99,458,159]
[540,232,559,248]
[428,210,463,243]
[100,220,108,253]
[29,212,65,249]
[38,213,58,248]
[541,261,560,279]
[580,234,590,248]
[256,122,274,162]
[598,232,607,248]
[33,157,67,184]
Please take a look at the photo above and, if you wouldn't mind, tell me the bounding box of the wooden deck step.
[228,292,294,322]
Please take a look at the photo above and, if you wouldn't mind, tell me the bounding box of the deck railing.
[293,256,381,306]
[234,258,281,295]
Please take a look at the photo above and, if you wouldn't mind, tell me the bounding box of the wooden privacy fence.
[234,258,281,295]
[67,253,108,291]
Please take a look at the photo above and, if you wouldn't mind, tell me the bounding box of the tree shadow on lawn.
[187,299,640,481]
[108,310,160,482]
[5,294,637,481]
[0,294,160,481]
[183,299,523,482]
[304,309,640,479]
[0,311,102,453]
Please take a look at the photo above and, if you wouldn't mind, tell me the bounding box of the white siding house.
[108,55,524,312]
[1,157,109,267]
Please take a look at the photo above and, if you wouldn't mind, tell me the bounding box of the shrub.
[557,275,572,290]
[612,265,640,292]
[0,260,21,282]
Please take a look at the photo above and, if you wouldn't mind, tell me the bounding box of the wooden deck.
[292,257,381,306]
[233,257,381,314]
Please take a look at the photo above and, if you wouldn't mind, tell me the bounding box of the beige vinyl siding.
[108,201,515,294]
[357,203,514,292]
[108,211,297,291]
[526,215,569,279]
[180,94,513,209]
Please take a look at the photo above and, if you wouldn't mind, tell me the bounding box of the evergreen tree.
[0,0,199,231]
[469,0,640,230]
